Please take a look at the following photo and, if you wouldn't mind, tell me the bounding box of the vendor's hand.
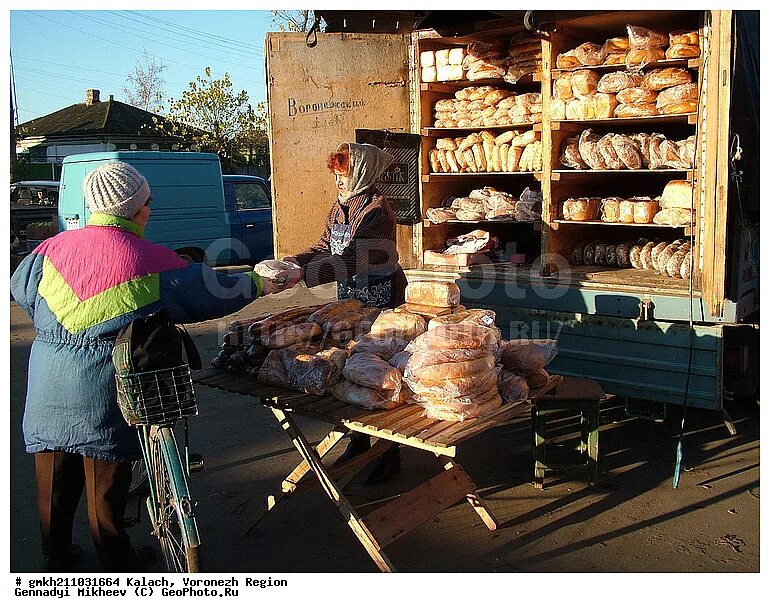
[272,266,304,292]
[282,256,301,267]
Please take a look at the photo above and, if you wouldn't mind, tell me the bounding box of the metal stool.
[531,377,605,489]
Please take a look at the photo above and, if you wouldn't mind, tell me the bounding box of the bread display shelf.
[422,172,542,182]
[552,169,694,181]
[424,219,542,228]
[551,57,701,74]
[552,114,697,129]
[420,74,542,91]
[551,220,692,231]
[423,123,542,136]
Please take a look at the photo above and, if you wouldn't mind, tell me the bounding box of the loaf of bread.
[565,98,588,121]
[659,100,698,115]
[659,140,688,169]
[650,241,669,271]
[598,134,625,169]
[680,251,692,280]
[639,241,656,269]
[574,42,607,66]
[368,309,428,341]
[332,379,405,410]
[605,52,628,65]
[500,339,558,375]
[405,280,460,308]
[666,44,700,59]
[665,244,691,278]
[592,93,619,119]
[497,370,530,403]
[406,322,500,355]
[615,103,658,118]
[648,133,666,169]
[632,198,660,224]
[347,334,408,361]
[421,66,437,82]
[660,180,693,209]
[342,352,402,393]
[507,146,523,171]
[669,30,700,46]
[560,137,589,169]
[597,71,644,94]
[611,134,643,169]
[419,391,503,422]
[618,200,635,223]
[617,87,657,105]
[626,47,666,68]
[616,242,633,267]
[627,25,668,49]
[511,129,538,147]
[427,308,496,330]
[553,73,574,100]
[571,69,600,98]
[526,370,550,390]
[642,67,692,91]
[678,135,697,167]
[556,50,581,69]
[578,129,607,170]
[261,322,323,349]
[657,83,698,109]
[654,208,694,226]
[601,197,622,222]
[562,198,601,221]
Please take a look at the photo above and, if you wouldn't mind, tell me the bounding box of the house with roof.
[15,89,192,179]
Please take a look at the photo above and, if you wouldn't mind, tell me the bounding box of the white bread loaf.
[660,180,693,209]
[422,66,437,82]
[368,309,428,341]
[420,50,435,68]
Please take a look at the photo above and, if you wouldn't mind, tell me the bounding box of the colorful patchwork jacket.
[10,214,264,462]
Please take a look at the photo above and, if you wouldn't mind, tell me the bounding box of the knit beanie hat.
[83,161,151,218]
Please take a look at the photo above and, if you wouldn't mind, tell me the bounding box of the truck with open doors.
[264,10,759,425]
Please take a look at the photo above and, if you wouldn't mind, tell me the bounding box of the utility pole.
[10,52,18,182]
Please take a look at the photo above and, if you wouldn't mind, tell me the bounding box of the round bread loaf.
[680,251,692,280]
[597,71,644,94]
[669,30,700,46]
[571,69,600,98]
[574,42,607,66]
[617,87,657,105]
[615,103,659,118]
[606,243,618,266]
[650,241,670,271]
[598,134,625,169]
[604,36,630,52]
[556,50,581,69]
[640,241,656,269]
[660,180,694,209]
[616,242,632,267]
[626,47,666,68]
[611,134,643,169]
[659,100,699,115]
[666,44,701,59]
[605,52,628,65]
[642,67,692,91]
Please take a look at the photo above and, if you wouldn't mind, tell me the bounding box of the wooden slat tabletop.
[193,369,564,454]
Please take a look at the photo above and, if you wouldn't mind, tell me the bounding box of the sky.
[10,8,275,125]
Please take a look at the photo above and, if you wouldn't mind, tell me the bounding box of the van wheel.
[176,249,206,264]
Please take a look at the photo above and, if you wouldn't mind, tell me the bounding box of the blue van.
[57,151,273,266]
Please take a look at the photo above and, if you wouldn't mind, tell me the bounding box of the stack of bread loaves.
[550,69,618,120]
[555,25,700,71]
[393,280,464,320]
[498,339,558,394]
[420,47,465,82]
[404,321,504,421]
[628,238,693,279]
[428,129,542,174]
[561,129,696,170]
[432,86,542,128]
[332,351,407,410]
[653,180,695,227]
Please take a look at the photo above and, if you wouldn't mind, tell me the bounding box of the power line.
[68,11,264,74]
[108,10,264,57]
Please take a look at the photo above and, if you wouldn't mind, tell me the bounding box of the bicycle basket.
[116,364,198,426]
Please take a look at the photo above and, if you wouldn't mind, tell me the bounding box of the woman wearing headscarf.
[285,143,406,482]
[284,142,407,307]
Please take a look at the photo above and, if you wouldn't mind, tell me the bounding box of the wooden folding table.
[194,368,562,572]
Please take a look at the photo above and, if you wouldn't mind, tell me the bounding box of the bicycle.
[115,363,203,572]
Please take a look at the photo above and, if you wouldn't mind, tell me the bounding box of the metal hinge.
[638,294,654,322]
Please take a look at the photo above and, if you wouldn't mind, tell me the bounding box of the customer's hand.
[282,256,301,267]
[272,266,304,292]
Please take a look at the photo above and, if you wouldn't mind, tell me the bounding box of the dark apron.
[330,208,395,308]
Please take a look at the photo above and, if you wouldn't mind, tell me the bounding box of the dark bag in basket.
[113,309,201,422]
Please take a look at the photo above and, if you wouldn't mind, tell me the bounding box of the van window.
[233,182,270,210]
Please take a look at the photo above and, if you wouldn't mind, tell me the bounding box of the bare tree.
[270,10,315,32]
[124,50,167,113]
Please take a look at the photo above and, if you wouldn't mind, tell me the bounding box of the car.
[10,180,60,245]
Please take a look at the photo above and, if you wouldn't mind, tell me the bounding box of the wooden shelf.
[420,73,542,91]
[422,172,542,182]
[552,114,697,129]
[424,219,542,228]
[551,57,701,74]
[551,219,693,234]
[422,123,542,136]
[552,169,694,181]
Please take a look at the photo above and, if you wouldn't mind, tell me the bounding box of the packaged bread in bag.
[499,339,558,375]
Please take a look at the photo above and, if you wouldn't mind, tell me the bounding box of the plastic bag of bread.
[500,339,558,375]
[618,200,635,224]
[388,350,411,375]
[261,322,322,349]
[578,129,608,170]
[605,52,628,65]
[550,99,567,121]
[332,379,405,411]
[342,352,402,393]
[616,87,657,105]
[347,334,409,361]
[405,280,460,308]
[658,100,698,115]
[526,369,550,390]
[571,69,600,98]
[670,29,700,46]
[656,83,698,109]
[592,93,618,119]
[556,49,581,69]
[603,37,630,53]
[598,134,625,169]
[405,321,501,355]
[653,208,694,227]
[626,47,666,68]
[467,62,506,81]
[427,308,496,330]
[286,351,341,396]
[615,103,658,118]
[406,353,496,384]
[660,179,693,209]
[560,137,589,170]
[425,208,457,224]
[647,133,666,169]
[565,98,587,121]
[642,67,692,91]
[666,44,700,59]
[601,197,622,222]
[678,135,697,167]
[553,73,574,100]
[419,387,503,422]
[627,25,668,49]
[632,198,660,224]
[497,370,530,403]
[611,134,643,169]
[254,258,302,281]
[574,42,607,66]
[597,71,644,94]
[659,140,689,169]
[422,66,437,83]
[368,309,427,341]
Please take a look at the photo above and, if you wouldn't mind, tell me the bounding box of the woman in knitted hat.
[283,143,407,483]
[284,142,407,308]
[10,161,296,572]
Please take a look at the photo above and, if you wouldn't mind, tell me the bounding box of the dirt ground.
[9,284,760,576]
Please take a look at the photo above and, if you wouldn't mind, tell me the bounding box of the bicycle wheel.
[129,460,149,496]
[147,425,202,572]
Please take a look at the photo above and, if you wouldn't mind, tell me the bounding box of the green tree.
[270,10,315,32]
[154,67,266,173]
[238,102,270,174]
[124,50,167,113]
